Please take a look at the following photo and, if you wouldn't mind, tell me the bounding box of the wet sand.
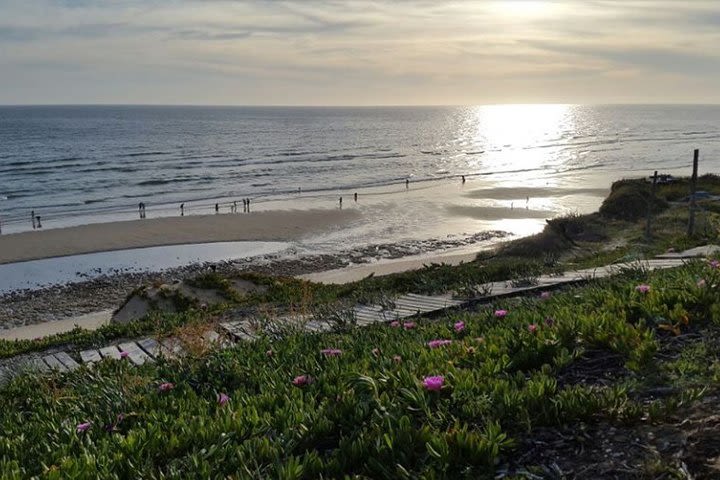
[0,209,359,264]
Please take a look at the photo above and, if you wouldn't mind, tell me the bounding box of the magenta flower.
[422,375,444,391]
[292,374,312,387]
[635,284,651,293]
[119,351,129,359]
[427,339,452,349]
[158,382,175,393]
[540,291,551,299]
[698,279,707,288]
[528,324,538,334]
[217,393,230,406]
[710,260,720,269]
[454,321,465,332]
[494,309,508,318]
[321,348,342,357]
[76,421,92,433]
[390,321,401,328]
[403,322,416,330]
[544,317,555,327]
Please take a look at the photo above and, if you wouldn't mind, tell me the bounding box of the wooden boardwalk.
[0,254,700,386]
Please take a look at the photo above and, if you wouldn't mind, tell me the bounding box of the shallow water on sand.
[0,241,290,293]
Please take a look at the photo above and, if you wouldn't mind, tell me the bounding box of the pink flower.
[292,374,312,387]
[540,291,551,300]
[266,350,273,357]
[494,309,508,318]
[217,393,230,406]
[635,284,651,293]
[710,260,720,269]
[390,321,401,328]
[422,375,445,391]
[454,321,465,332]
[403,322,416,330]
[427,339,452,349]
[158,382,175,393]
[698,279,707,288]
[119,351,129,359]
[544,317,555,327]
[371,348,381,357]
[528,324,538,334]
[393,355,402,363]
[321,348,342,357]
[76,421,92,433]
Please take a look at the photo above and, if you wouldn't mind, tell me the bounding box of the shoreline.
[0,231,507,330]
[0,209,359,264]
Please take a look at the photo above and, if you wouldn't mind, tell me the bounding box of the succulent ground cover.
[2,260,720,478]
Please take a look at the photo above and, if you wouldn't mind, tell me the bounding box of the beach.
[0,209,359,264]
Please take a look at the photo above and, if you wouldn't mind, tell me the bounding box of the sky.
[1,0,719,106]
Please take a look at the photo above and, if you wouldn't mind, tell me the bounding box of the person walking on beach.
[339,196,343,209]
[35,215,42,228]
[246,198,251,212]
[138,202,146,219]
[461,175,466,184]
[233,201,238,213]
[180,203,185,216]
[215,203,219,214]
[406,179,410,189]
[354,192,358,202]
[31,210,36,229]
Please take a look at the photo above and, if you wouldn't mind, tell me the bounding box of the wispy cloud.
[0,0,719,104]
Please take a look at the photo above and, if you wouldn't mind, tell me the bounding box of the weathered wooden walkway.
[0,252,702,384]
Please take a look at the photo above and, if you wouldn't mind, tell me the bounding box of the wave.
[119,151,171,158]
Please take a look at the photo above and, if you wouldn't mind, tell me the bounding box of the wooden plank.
[80,349,102,364]
[42,354,66,371]
[402,293,461,306]
[394,297,449,310]
[54,352,80,371]
[28,357,50,373]
[118,342,152,366]
[99,346,122,360]
[137,338,161,358]
[159,337,185,357]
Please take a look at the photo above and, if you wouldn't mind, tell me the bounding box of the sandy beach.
[0,209,359,264]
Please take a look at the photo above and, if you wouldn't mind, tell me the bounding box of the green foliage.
[3,261,720,477]
[600,179,669,221]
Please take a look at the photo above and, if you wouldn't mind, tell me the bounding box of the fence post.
[645,170,658,239]
[687,149,699,236]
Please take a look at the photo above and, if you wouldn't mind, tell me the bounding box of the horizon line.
[2,102,720,108]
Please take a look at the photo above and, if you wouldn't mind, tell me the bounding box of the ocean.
[1,104,719,249]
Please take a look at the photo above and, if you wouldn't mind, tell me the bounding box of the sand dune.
[0,209,359,264]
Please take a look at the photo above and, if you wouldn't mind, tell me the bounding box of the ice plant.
[710,259,720,269]
[403,322,416,330]
[454,321,465,332]
[119,351,129,359]
[217,393,230,406]
[540,291,551,299]
[292,375,312,387]
[698,278,707,288]
[422,376,444,391]
[390,321,401,328]
[266,350,273,357]
[635,284,651,293]
[321,348,342,357]
[494,309,508,318]
[76,422,91,434]
[427,339,452,349]
[528,324,538,334]
[158,382,175,393]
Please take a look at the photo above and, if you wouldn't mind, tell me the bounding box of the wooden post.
[645,170,658,239]
[687,149,699,236]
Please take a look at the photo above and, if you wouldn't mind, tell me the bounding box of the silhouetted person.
[246,198,251,212]
[138,202,146,219]
[180,203,185,216]
[35,216,42,228]
[31,210,36,229]
[339,196,343,209]
[354,192,358,202]
[215,203,219,213]
[461,175,466,184]
[406,179,410,189]
[233,201,238,213]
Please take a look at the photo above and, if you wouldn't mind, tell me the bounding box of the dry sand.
[0,209,359,264]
